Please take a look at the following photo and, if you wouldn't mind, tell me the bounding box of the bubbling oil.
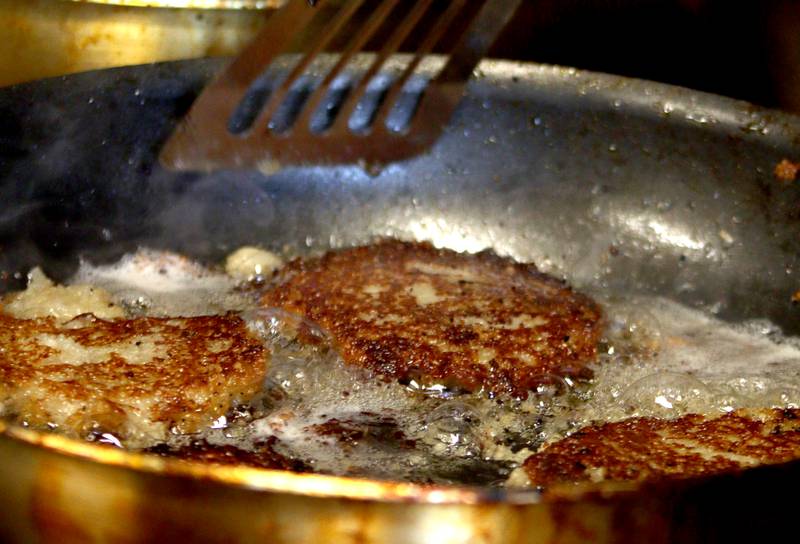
[65,249,800,486]
[73,250,252,317]
[576,295,800,427]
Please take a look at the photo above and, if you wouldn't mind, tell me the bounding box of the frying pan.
[1,57,800,543]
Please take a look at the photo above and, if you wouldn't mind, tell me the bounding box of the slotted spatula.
[160,0,522,172]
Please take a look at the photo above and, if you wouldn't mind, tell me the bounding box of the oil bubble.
[526,373,572,409]
[423,401,482,457]
[245,307,332,351]
[620,371,712,417]
[757,387,800,409]
[603,301,662,353]
[425,401,480,429]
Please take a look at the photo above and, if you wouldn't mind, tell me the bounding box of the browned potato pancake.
[523,409,800,491]
[0,313,268,447]
[262,240,602,397]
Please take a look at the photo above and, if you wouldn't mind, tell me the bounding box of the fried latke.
[262,240,602,397]
[0,313,268,447]
[523,408,800,491]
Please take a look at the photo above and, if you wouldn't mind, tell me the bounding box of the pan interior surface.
[1,58,800,507]
[1,58,799,333]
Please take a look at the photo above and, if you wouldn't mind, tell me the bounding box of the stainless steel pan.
[1,58,799,542]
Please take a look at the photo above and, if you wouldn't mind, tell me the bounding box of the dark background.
[489,0,800,113]
[319,0,800,113]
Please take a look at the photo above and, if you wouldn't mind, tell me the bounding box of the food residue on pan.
[775,158,799,183]
[2,240,800,489]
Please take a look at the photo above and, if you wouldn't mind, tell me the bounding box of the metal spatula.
[160,0,522,172]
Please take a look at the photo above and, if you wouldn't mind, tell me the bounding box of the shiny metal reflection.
[0,0,280,87]
[71,0,280,8]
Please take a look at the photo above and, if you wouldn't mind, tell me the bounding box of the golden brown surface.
[0,313,268,447]
[262,240,602,397]
[523,408,800,490]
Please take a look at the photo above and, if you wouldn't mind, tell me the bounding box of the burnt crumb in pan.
[775,158,799,183]
[307,412,418,451]
[262,240,602,398]
[145,437,310,472]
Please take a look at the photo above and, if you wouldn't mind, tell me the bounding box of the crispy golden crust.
[0,313,268,447]
[262,240,601,397]
[523,409,800,490]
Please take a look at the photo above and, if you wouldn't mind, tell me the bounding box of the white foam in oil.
[66,249,800,486]
[229,308,528,484]
[73,250,251,317]
[574,295,800,429]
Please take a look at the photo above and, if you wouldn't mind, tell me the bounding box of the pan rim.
[2,57,800,506]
